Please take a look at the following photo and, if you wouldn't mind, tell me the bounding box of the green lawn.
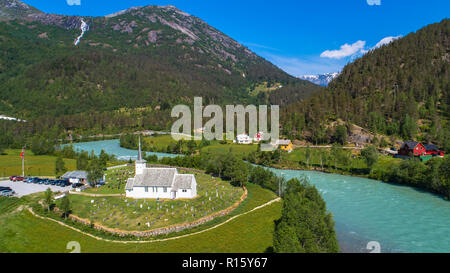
[200,143,258,158]
[0,149,76,177]
[142,135,258,159]
[0,183,280,253]
[143,134,190,152]
[85,166,135,194]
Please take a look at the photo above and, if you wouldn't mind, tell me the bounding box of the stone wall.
[149,164,206,174]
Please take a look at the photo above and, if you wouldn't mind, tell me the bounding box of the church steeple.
[138,136,142,161]
[135,135,146,175]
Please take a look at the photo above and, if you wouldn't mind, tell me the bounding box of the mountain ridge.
[299,73,339,86]
[281,19,449,150]
[0,0,320,134]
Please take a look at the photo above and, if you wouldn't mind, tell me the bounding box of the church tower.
[135,136,147,175]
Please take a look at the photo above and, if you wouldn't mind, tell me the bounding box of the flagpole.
[22,148,24,177]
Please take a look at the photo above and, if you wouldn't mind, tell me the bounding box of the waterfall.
[74,19,89,46]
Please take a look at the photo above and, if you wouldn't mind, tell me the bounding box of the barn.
[424,144,445,157]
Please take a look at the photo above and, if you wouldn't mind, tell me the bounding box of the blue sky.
[21,0,449,76]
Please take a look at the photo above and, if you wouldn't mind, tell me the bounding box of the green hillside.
[282,19,449,150]
[0,1,319,137]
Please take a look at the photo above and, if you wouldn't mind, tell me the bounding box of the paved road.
[0,180,72,197]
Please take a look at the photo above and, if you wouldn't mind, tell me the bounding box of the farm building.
[396,141,444,161]
[235,134,252,144]
[424,144,444,157]
[276,139,293,152]
[125,137,197,199]
[61,171,88,184]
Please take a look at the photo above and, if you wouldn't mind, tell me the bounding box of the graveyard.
[57,167,244,231]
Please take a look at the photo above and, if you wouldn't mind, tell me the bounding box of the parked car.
[56,180,68,187]
[10,176,24,182]
[1,190,15,197]
[0,187,12,191]
[72,183,84,188]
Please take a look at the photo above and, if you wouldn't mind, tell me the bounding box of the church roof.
[126,168,196,190]
[172,174,195,191]
[134,168,177,187]
[125,178,135,190]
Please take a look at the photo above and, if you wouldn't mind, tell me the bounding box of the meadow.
[277,146,402,175]
[141,134,259,159]
[143,134,191,152]
[0,149,76,178]
[200,142,258,158]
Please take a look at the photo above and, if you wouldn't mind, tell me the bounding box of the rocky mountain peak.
[0,0,42,19]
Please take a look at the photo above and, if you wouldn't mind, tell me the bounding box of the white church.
[125,138,197,199]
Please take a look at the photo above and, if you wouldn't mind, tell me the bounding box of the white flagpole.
[22,147,25,177]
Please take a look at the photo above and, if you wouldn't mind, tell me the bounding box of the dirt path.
[27,197,281,244]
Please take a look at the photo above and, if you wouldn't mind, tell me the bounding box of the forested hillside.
[0,0,319,138]
[281,19,449,150]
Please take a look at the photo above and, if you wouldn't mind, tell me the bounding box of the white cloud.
[67,0,81,6]
[372,35,402,49]
[320,40,366,59]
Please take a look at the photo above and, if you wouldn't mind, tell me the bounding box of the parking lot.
[0,180,72,197]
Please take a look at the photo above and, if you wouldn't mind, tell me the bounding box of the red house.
[398,141,426,156]
[424,144,445,157]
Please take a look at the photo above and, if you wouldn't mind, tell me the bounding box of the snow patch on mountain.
[299,72,339,86]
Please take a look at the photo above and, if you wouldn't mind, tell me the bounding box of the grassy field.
[0,183,280,253]
[249,82,282,96]
[0,149,76,177]
[58,167,244,231]
[85,166,135,194]
[282,148,366,169]
[200,142,258,158]
[142,134,258,159]
[277,147,404,174]
[143,134,191,152]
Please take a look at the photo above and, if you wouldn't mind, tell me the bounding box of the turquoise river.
[66,139,450,253]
